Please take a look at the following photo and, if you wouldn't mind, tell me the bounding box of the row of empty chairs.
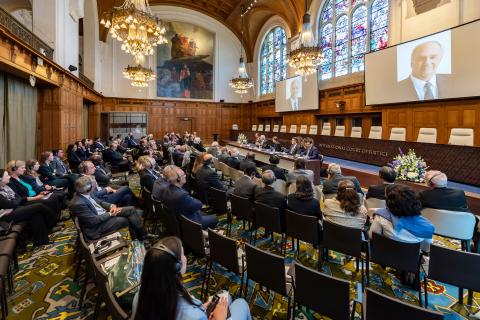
[245,123,474,146]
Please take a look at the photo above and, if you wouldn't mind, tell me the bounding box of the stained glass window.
[260,27,287,95]
[318,0,389,79]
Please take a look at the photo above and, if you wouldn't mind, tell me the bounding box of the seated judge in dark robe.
[419,171,470,212]
[366,166,396,200]
[262,155,286,181]
[287,175,322,220]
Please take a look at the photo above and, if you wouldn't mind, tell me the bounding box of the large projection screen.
[365,19,480,105]
[275,73,319,112]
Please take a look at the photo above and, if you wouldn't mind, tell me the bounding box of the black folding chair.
[364,288,443,320]
[141,187,155,232]
[244,244,291,318]
[368,233,423,306]
[230,194,254,241]
[321,220,367,286]
[285,210,322,268]
[204,229,244,300]
[425,244,480,307]
[293,262,355,319]
[152,199,181,237]
[253,201,285,254]
[209,187,231,223]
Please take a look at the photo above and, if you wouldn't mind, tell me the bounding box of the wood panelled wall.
[250,84,480,146]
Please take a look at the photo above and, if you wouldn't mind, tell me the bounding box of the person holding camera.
[132,236,251,320]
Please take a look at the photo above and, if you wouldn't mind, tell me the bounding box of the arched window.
[260,27,287,95]
[319,0,389,79]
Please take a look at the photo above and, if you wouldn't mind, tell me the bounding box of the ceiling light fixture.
[123,55,156,87]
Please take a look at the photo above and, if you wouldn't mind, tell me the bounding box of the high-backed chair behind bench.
[448,128,474,146]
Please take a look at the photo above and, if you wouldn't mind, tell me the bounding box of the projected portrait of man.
[287,78,302,111]
[398,40,447,101]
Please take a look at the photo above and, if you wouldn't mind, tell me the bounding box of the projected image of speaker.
[275,73,319,112]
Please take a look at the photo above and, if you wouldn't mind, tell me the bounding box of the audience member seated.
[0,169,53,246]
[92,137,106,152]
[233,166,258,201]
[239,152,256,172]
[286,158,314,186]
[217,147,229,163]
[262,155,286,181]
[196,154,225,192]
[366,166,397,200]
[173,145,186,167]
[270,136,282,152]
[66,144,82,171]
[288,137,300,155]
[22,160,65,196]
[90,154,129,188]
[226,148,241,170]
[156,165,218,229]
[191,152,206,177]
[370,185,434,252]
[287,176,322,220]
[254,170,287,218]
[132,236,251,320]
[125,131,139,148]
[38,152,71,191]
[322,164,362,195]
[104,142,131,172]
[70,176,151,241]
[137,156,161,192]
[78,161,136,207]
[300,137,321,160]
[419,170,470,212]
[75,140,89,161]
[193,137,206,152]
[207,141,220,157]
[324,180,367,229]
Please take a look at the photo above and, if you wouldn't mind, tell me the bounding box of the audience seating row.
[244,124,475,146]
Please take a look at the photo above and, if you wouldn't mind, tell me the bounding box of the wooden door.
[177,117,193,134]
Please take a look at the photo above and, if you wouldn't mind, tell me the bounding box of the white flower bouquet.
[391,148,428,183]
[237,133,248,144]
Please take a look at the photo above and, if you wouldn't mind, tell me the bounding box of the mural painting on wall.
[156,21,214,100]
[407,0,451,17]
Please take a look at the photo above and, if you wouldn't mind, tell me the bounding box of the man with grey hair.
[322,163,363,195]
[419,170,470,212]
[398,40,449,101]
[254,170,287,218]
[207,141,220,157]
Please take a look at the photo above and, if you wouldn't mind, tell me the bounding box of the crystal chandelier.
[229,7,253,95]
[288,0,322,76]
[123,56,156,87]
[100,0,167,59]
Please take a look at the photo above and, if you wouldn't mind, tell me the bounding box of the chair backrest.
[230,168,244,183]
[309,125,318,135]
[370,233,421,273]
[179,215,206,257]
[280,125,287,133]
[295,263,350,319]
[208,228,240,274]
[416,128,437,143]
[264,124,271,132]
[364,288,443,320]
[254,201,283,234]
[365,198,386,210]
[209,187,229,215]
[219,162,231,178]
[369,126,382,139]
[428,244,480,292]
[252,124,257,131]
[421,208,476,241]
[258,124,264,131]
[141,187,154,220]
[232,124,239,130]
[272,124,279,132]
[289,124,297,134]
[389,127,406,141]
[285,209,320,246]
[299,124,308,134]
[230,193,254,222]
[350,126,362,138]
[245,243,287,295]
[213,157,221,171]
[152,199,181,237]
[334,125,345,137]
[448,128,474,146]
[271,179,287,195]
[321,123,331,136]
[322,220,363,258]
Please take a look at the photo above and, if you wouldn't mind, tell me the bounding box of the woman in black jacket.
[66,144,82,171]
[38,152,70,189]
[0,169,53,246]
[286,175,322,220]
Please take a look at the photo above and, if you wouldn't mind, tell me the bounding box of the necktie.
[424,81,435,100]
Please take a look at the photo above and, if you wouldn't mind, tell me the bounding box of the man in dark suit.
[104,142,130,171]
[270,136,282,152]
[262,155,286,181]
[322,164,363,195]
[366,166,397,200]
[125,132,139,148]
[157,165,218,229]
[301,137,321,160]
[92,137,106,152]
[226,148,241,170]
[286,158,314,186]
[239,152,256,172]
[233,166,258,201]
[69,176,150,241]
[195,154,225,203]
[217,147,229,163]
[419,171,470,212]
[254,170,287,223]
[288,137,300,156]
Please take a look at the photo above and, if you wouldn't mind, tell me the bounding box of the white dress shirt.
[410,75,438,100]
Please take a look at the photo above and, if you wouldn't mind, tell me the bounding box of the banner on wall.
[156,21,214,100]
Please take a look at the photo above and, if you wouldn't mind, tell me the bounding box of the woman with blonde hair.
[137,156,161,192]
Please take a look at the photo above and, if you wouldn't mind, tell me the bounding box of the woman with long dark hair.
[133,236,251,320]
[323,180,367,229]
[287,175,321,220]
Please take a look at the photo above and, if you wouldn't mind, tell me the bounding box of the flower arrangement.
[237,133,248,144]
[391,148,428,183]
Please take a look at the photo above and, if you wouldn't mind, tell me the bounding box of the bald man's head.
[411,41,444,81]
[203,153,213,165]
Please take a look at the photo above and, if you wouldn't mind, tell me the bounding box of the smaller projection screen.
[365,19,480,105]
[275,73,319,112]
